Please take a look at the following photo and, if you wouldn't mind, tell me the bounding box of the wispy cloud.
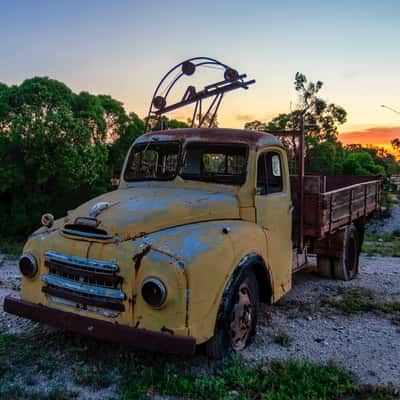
[341,70,360,80]
[338,126,400,145]
[168,112,190,121]
[235,113,256,122]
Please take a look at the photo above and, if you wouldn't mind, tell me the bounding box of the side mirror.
[111,177,120,190]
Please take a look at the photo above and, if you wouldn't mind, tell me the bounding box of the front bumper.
[4,296,196,355]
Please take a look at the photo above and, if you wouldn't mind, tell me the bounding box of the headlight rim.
[19,253,38,278]
[141,277,168,308]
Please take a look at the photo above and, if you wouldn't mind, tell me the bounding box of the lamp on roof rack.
[145,57,255,132]
[224,68,239,81]
[153,96,166,110]
[182,60,196,76]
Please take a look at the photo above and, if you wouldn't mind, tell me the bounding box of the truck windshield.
[180,143,247,185]
[124,141,180,181]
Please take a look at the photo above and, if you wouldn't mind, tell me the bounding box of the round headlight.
[19,254,38,278]
[141,278,167,308]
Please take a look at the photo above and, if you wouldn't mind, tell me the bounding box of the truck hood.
[65,186,240,240]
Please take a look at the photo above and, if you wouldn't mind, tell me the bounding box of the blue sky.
[1,0,400,143]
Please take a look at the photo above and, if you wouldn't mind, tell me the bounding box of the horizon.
[1,0,399,152]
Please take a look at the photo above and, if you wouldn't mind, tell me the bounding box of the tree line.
[0,77,187,238]
[244,73,398,178]
[0,75,397,240]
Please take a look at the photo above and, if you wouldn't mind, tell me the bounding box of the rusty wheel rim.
[230,282,253,350]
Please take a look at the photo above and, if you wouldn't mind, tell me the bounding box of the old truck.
[4,127,380,358]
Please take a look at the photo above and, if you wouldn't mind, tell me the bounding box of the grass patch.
[0,332,398,400]
[322,288,400,322]
[121,357,354,400]
[73,362,116,388]
[362,233,400,257]
[385,193,400,206]
[120,357,398,400]
[0,333,60,376]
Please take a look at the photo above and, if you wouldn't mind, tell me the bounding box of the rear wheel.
[205,269,259,359]
[332,225,360,281]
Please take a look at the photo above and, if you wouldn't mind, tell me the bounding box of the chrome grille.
[42,251,125,315]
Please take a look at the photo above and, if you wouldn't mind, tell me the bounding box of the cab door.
[254,148,292,300]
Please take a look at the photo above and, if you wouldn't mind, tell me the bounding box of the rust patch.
[137,128,280,148]
[161,326,174,335]
[131,232,147,241]
[133,245,151,272]
[29,227,59,238]
[4,296,196,355]
[86,241,93,259]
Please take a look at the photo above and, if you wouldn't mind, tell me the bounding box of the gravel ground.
[1,253,399,391]
[242,256,400,387]
[367,200,400,235]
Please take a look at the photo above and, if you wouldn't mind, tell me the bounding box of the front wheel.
[205,269,259,359]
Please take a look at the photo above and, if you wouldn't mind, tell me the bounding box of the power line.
[381,104,400,115]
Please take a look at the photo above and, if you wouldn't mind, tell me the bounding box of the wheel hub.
[230,282,253,350]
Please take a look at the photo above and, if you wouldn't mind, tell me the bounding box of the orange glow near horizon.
[164,112,400,160]
[338,125,400,154]
[338,126,400,162]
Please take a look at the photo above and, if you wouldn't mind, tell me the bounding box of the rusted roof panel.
[134,128,281,148]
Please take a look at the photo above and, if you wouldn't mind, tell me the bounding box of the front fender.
[133,220,269,343]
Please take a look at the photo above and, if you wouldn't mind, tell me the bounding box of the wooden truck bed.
[291,175,380,239]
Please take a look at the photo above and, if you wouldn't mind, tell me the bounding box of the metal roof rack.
[145,57,255,132]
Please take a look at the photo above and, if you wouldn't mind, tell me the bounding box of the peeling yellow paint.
[18,128,293,347]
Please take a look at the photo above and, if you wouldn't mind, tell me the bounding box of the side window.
[256,152,283,195]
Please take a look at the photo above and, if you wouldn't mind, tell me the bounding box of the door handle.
[289,205,294,213]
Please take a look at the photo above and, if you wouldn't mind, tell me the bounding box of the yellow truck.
[4,127,380,358]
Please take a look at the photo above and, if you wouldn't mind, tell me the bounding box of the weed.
[121,358,358,400]
[1,332,399,400]
[0,332,59,376]
[364,233,393,242]
[362,233,400,257]
[45,384,78,400]
[322,288,400,324]
[73,362,115,388]
[0,381,27,399]
[27,385,78,400]
[391,316,400,326]
[351,384,399,400]
[273,331,294,348]
[0,333,17,356]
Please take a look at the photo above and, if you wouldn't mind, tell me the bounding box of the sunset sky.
[1,0,399,149]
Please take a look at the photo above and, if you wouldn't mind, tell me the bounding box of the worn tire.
[332,225,360,281]
[317,255,332,278]
[205,269,259,359]
[356,224,365,251]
